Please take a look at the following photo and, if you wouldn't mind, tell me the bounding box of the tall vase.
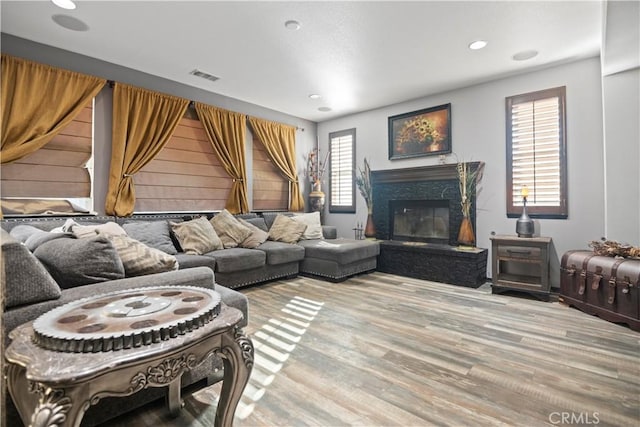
[309,181,325,221]
[457,215,475,247]
[364,208,376,239]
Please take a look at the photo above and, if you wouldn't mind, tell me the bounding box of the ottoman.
[297,238,380,281]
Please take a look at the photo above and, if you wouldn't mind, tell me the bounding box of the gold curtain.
[194,103,249,214]
[248,117,304,211]
[0,54,106,164]
[105,83,188,216]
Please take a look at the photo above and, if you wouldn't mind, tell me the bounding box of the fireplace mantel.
[371,162,482,184]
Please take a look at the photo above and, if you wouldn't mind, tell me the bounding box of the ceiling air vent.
[190,69,220,82]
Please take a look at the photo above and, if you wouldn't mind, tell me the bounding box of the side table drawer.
[498,245,542,260]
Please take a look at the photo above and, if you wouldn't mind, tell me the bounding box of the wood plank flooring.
[103,272,640,427]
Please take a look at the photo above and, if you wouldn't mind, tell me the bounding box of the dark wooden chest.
[560,250,640,331]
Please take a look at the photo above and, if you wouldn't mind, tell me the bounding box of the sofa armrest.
[322,225,337,239]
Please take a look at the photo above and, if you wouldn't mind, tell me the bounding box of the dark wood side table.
[5,288,253,427]
[491,235,552,301]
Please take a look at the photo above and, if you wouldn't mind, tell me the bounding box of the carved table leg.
[215,328,254,427]
[167,378,183,416]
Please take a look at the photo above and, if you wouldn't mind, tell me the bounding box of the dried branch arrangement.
[589,239,640,259]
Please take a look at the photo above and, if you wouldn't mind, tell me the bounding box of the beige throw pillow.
[64,219,127,239]
[292,212,324,240]
[105,234,178,277]
[238,218,269,249]
[210,210,252,248]
[170,217,223,255]
[268,214,307,244]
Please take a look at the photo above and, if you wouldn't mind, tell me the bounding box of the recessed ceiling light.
[284,20,301,30]
[51,0,76,10]
[513,50,539,61]
[318,107,332,112]
[52,14,89,31]
[468,40,487,50]
[309,94,321,99]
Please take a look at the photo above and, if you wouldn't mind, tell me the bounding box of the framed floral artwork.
[388,103,451,160]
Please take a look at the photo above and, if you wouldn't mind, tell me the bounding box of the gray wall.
[602,68,640,245]
[318,57,607,286]
[1,34,317,214]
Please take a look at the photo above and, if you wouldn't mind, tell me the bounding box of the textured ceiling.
[1,1,604,122]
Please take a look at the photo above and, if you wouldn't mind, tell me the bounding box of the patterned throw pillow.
[105,234,179,277]
[170,217,223,255]
[292,211,324,240]
[237,217,269,249]
[268,214,307,244]
[210,209,253,249]
[63,219,127,239]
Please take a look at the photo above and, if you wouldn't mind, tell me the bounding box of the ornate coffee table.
[5,286,253,427]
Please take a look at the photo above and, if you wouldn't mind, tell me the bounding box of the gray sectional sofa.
[1,210,379,426]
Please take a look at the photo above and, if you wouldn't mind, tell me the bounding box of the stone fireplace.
[371,162,482,245]
[370,162,488,288]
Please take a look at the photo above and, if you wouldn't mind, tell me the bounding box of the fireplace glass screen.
[390,200,449,243]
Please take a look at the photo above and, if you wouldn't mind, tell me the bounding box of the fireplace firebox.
[390,200,450,244]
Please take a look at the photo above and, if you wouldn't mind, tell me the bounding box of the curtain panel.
[248,117,304,211]
[0,54,105,164]
[194,103,249,214]
[105,83,188,216]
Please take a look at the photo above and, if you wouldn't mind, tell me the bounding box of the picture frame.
[388,103,452,160]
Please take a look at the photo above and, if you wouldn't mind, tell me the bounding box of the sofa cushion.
[1,230,62,308]
[122,221,178,255]
[210,210,252,249]
[292,212,324,240]
[170,217,223,255]
[257,240,305,265]
[297,239,380,265]
[238,218,269,249]
[205,247,265,273]
[268,214,307,244]
[33,235,125,289]
[105,234,179,277]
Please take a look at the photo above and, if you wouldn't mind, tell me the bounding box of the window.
[252,135,288,211]
[133,109,231,212]
[506,86,567,218]
[1,100,94,215]
[329,128,355,213]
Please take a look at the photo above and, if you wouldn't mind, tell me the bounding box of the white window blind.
[506,86,567,218]
[329,129,355,213]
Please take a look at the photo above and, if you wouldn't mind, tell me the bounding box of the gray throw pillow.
[1,230,62,308]
[34,236,125,289]
[122,221,178,255]
[9,225,42,243]
[25,230,73,252]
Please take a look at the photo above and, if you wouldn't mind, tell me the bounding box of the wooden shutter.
[1,101,92,198]
[506,87,567,218]
[252,135,288,211]
[133,115,231,212]
[329,129,355,213]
